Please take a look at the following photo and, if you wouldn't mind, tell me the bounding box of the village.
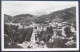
[4,21,76,48]
[5,21,76,32]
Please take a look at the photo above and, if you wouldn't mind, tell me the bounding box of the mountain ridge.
[4,7,76,23]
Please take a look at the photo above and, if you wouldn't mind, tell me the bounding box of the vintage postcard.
[1,1,79,51]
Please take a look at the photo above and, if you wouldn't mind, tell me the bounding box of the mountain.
[4,14,13,23]
[12,14,39,23]
[38,7,76,22]
[4,7,76,24]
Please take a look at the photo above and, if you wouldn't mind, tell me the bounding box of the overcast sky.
[2,1,78,16]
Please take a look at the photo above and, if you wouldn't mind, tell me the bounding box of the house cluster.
[5,21,76,33]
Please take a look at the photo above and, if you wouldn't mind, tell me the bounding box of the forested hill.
[38,7,76,22]
[4,7,76,23]
[4,14,13,23]
[12,14,38,23]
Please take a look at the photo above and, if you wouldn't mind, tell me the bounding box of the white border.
[1,1,79,51]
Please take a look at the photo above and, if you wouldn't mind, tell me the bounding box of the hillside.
[38,7,76,22]
[12,14,40,24]
[4,7,76,23]
[4,14,13,23]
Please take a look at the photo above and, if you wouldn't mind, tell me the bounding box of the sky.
[2,1,78,16]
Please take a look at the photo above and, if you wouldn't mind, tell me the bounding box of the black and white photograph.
[1,1,79,51]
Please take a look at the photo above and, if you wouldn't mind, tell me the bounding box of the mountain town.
[4,7,77,48]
